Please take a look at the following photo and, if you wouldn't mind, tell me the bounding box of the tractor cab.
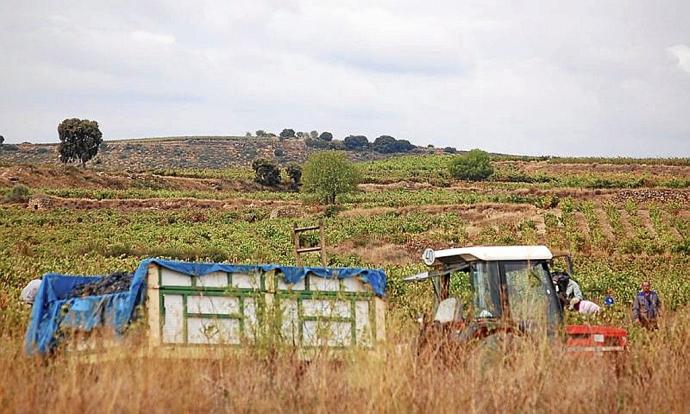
[405,245,564,340]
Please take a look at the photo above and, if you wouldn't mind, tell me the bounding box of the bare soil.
[0,165,262,192]
[502,160,690,178]
[595,208,615,241]
[24,195,306,212]
[637,209,659,238]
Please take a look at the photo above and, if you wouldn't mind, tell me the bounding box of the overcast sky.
[1,1,689,156]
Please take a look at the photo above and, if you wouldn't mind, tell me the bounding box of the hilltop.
[0,136,433,170]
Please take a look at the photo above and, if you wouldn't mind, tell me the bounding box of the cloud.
[130,30,176,45]
[668,44,690,74]
[0,0,689,157]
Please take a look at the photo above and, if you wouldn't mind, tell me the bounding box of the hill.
[0,136,428,170]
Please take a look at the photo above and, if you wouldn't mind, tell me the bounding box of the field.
[1,152,689,413]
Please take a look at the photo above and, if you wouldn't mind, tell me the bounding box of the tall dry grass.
[1,311,689,414]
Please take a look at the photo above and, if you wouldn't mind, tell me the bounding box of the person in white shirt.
[569,297,600,315]
[20,279,42,305]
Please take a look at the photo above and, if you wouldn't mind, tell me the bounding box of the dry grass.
[1,312,689,414]
[333,240,414,266]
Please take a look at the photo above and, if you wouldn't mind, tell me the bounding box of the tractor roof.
[422,245,553,266]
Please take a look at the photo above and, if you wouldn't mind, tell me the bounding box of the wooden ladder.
[292,220,326,266]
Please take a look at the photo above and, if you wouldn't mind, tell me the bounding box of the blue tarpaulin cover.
[25,258,386,354]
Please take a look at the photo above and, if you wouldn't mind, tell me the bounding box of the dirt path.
[637,210,659,238]
[618,209,636,236]
[340,202,537,219]
[661,211,684,240]
[573,212,591,240]
[532,214,547,243]
[595,208,615,242]
[25,195,306,213]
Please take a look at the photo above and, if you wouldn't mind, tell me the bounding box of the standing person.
[632,281,661,330]
[553,272,583,308]
[566,277,583,301]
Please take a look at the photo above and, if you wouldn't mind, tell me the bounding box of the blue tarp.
[25,258,386,355]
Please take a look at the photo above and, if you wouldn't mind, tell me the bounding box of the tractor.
[405,245,627,357]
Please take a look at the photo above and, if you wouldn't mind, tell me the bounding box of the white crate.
[147,264,386,352]
[187,318,241,344]
[194,272,229,288]
[187,296,239,315]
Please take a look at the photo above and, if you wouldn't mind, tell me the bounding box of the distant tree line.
[246,128,421,154]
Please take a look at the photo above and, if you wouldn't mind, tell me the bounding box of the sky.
[1,0,689,157]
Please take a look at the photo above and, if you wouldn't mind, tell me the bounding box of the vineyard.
[1,153,689,412]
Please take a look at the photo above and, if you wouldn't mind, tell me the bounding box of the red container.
[565,324,628,353]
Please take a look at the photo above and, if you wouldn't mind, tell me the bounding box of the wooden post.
[146,263,161,352]
[319,219,326,266]
[292,221,327,266]
[292,223,302,266]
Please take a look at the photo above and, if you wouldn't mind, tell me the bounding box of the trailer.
[25,258,386,356]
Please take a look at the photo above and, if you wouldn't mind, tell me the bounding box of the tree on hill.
[318,131,333,141]
[0,135,4,145]
[280,129,296,139]
[372,135,415,153]
[305,137,331,149]
[251,158,281,186]
[302,151,358,204]
[343,135,369,150]
[57,118,103,167]
[310,131,319,139]
[449,149,494,181]
[443,147,457,154]
[372,135,396,152]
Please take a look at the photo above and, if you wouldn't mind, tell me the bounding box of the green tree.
[343,135,368,150]
[286,163,302,191]
[318,131,333,141]
[302,152,358,204]
[372,135,396,152]
[280,128,296,139]
[0,135,4,146]
[57,118,103,167]
[372,135,415,153]
[449,149,494,181]
[251,158,281,186]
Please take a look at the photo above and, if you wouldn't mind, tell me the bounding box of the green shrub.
[449,149,494,181]
[4,184,30,203]
[535,194,560,209]
[251,159,281,187]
